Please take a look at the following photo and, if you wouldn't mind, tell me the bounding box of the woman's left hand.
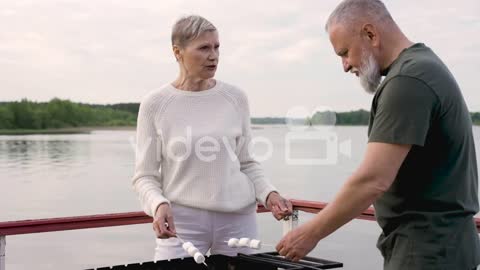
[266,192,293,220]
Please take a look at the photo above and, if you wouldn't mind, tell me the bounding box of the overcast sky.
[1,0,479,116]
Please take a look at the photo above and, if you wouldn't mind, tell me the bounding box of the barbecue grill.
[85,252,342,270]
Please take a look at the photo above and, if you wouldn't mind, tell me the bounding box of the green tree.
[0,106,14,129]
[9,99,40,129]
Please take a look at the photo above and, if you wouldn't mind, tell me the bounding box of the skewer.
[165,223,208,267]
[175,234,186,244]
[164,222,186,243]
[223,241,274,247]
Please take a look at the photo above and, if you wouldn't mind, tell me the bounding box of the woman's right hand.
[153,203,176,238]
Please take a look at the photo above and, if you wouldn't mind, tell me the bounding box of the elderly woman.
[132,15,292,260]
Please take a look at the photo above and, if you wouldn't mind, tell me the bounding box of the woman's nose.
[208,49,218,60]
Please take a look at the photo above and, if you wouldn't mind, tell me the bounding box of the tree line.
[0,99,478,130]
[0,99,136,129]
[472,112,480,125]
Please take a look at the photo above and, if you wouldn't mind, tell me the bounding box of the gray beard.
[359,52,381,94]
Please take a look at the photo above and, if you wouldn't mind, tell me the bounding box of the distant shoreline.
[2,99,478,131]
[1,124,363,135]
[1,122,478,135]
[0,126,136,135]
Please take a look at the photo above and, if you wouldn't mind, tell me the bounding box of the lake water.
[1,126,479,270]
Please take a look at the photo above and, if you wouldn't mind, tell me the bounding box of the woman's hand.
[153,203,176,238]
[266,192,293,220]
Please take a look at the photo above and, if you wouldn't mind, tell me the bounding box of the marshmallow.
[182,242,194,251]
[249,239,262,249]
[193,252,205,264]
[187,246,199,256]
[227,238,239,247]
[238,238,250,247]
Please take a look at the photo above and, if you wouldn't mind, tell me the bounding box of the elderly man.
[276,0,480,269]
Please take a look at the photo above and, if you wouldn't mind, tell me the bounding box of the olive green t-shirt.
[368,43,480,270]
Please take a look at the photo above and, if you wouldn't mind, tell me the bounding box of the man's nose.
[342,58,351,73]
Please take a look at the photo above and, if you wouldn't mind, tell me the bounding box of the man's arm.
[277,142,411,261]
[310,142,411,239]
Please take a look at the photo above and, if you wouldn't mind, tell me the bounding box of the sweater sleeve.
[235,91,277,207]
[131,94,169,217]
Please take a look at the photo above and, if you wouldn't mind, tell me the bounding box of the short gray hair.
[325,0,395,32]
[171,15,217,48]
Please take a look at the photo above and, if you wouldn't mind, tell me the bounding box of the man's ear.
[362,23,379,47]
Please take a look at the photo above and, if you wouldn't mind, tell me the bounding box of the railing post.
[282,210,299,236]
[1,235,5,270]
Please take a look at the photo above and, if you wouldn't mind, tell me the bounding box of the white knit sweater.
[132,80,277,217]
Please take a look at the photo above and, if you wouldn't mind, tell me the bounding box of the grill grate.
[85,252,343,270]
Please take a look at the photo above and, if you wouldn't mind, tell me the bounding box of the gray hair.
[325,0,395,32]
[171,15,217,48]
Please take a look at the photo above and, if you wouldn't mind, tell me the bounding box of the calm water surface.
[1,126,479,269]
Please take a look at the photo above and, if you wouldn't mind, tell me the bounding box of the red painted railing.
[0,200,478,235]
[0,206,268,236]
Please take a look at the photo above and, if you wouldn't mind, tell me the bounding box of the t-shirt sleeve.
[368,76,439,146]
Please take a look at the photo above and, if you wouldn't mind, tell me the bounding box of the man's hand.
[277,142,412,262]
[153,203,176,238]
[276,221,319,262]
[266,192,293,220]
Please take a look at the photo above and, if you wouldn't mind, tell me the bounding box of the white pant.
[154,203,258,261]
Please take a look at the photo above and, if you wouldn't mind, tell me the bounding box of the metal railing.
[0,199,479,270]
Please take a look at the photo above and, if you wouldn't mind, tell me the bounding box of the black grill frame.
[86,252,343,270]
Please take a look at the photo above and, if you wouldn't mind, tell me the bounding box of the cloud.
[0,9,16,16]
[269,38,323,63]
[1,0,479,115]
